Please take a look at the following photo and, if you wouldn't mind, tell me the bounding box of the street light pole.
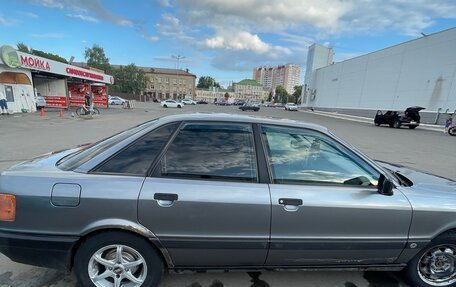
[172,55,185,100]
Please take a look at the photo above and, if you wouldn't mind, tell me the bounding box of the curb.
[300,109,444,132]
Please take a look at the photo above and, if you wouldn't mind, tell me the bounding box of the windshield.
[57,120,157,171]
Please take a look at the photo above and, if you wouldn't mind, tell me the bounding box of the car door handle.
[154,193,178,201]
[278,198,303,206]
[154,193,178,207]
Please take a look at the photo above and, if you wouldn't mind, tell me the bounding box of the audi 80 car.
[0,113,455,287]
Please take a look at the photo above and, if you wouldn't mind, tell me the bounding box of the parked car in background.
[375,106,425,129]
[196,100,208,104]
[35,93,46,110]
[234,100,246,106]
[108,96,127,105]
[1,113,456,287]
[182,99,197,105]
[215,100,230,106]
[160,100,183,108]
[285,103,298,111]
[239,103,260,111]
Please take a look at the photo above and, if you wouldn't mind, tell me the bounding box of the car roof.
[155,113,329,133]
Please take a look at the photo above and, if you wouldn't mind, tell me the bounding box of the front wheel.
[75,107,84,116]
[393,120,401,128]
[177,105,182,108]
[404,232,456,287]
[74,231,163,287]
[163,105,167,108]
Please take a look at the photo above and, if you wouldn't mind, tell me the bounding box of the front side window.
[93,123,179,175]
[262,125,379,186]
[159,122,257,182]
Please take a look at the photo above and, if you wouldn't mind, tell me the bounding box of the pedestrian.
[444,114,453,134]
[0,87,9,115]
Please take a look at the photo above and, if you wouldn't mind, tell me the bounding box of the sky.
[0,0,455,87]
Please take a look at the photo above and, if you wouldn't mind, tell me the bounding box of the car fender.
[79,218,174,267]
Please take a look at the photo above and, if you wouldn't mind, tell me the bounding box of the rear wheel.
[163,105,167,108]
[404,232,456,287]
[393,120,401,128]
[74,231,163,287]
[178,105,182,108]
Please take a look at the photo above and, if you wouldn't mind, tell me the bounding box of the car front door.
[260,125,412,266]
[138,122,271,267]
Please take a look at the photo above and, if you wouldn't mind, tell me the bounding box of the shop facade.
[0,45,113,113]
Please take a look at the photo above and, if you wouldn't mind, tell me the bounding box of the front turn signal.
[0,194,16,221]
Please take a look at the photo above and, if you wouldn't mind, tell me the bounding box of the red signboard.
[68,83,107,107]
[43,96,67,108]
[68,83,89,107]
[92,85,107,107]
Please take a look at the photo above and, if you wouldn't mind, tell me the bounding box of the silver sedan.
[0,113,455,287]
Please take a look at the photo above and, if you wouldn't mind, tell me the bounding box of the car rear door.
[138,121,271,267]
[260,125,412,266]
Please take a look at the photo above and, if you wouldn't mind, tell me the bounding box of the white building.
[305,28,456,117]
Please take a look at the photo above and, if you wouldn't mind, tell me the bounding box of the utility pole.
[172,55,185,100]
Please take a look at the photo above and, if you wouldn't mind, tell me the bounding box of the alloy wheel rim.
[418,245,456,286]
[88,244,147,287]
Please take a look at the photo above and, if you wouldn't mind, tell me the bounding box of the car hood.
[377,161,456,194]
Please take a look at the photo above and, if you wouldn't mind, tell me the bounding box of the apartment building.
[253,63,301,94]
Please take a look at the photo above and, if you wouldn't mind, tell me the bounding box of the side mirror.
[378,175,394,196]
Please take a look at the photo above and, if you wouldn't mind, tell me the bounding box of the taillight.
[0,194,16,221]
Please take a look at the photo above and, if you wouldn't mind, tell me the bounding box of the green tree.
[17,42,30,53]
[84,44,110,72]
[31,49,68,63]
[197,76,221,89]
[292,85,302,103]
[110,64,149,95]
[15,43,68,63]
[275,85,289,104]
[267,90,273,102]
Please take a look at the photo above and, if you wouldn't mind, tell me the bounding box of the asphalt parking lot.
[0,102,454,287]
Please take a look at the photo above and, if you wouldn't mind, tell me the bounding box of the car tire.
[393,120,401,128]
[409,125,418,129]
[403,231,456,287]
[163,105,167,108]
[178,105,182,108]
[449,127,456,136]
[74,231,164,287]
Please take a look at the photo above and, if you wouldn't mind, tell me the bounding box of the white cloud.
[205,30,291,56]
[25,0,133,27]
[155,14,194,41]
[18,11,39,18]
[171,0,350,33]
[155,0,172,7]
[30,32,65,38]
[144,35,160,42]
[167,0,456,37]
[66,14,99,23]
